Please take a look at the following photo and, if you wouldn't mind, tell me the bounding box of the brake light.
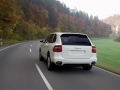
[92,46,96,53]
[53,45,62,52]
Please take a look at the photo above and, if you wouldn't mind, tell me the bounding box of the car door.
[43,34,55,58]
[41,35,50,58]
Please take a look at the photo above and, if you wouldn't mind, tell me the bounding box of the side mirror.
[40,40,43,42]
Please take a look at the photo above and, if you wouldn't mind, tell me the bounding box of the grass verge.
[0,39,27,49]
[91,38,120,75]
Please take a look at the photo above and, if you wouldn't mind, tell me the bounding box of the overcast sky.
[58,0,120,19]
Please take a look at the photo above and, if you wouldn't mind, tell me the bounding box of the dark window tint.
[61,34,91,46]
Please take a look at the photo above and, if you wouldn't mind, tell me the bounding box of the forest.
[0,0,112,40]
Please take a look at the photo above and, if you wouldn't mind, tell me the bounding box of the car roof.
[51,32,86,35]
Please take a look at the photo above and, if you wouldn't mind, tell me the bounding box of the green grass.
[91,38,120,75]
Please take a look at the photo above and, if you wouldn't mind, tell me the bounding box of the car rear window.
[61,34,91,46]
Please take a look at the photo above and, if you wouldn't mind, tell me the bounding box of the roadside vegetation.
[0,39,22,48]
[91,38,120,75]
[114,35,120,42]
[0,0,111,41]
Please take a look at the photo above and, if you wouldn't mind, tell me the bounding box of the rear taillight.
[53,45,62,52]
[92,46,96,53]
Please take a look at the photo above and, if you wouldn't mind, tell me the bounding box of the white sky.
[58,0,120,19]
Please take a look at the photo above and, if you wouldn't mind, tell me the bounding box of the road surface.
[0,41,120,90]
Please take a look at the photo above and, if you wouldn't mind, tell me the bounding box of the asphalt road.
[0,41,120,90]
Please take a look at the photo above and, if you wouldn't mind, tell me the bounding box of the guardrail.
[0,38,2,45]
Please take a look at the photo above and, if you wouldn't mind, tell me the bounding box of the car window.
[61,34,91,46]
[52,34,56,43]
[46,34,54,43]
[45,35,50,43]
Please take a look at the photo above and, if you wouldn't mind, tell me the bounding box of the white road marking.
[31,44,32,46]
[0,43,21,52]
[34,43,35,44]
[94,66,120,77]
[35,64,53,90]
[29,49,32,52]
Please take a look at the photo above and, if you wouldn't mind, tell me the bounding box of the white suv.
[39,32,97,70]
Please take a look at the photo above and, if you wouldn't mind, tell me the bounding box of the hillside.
[102,15,120,35]
[0,0,112,40]
[102,15,120,27]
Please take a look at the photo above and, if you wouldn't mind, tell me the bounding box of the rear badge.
[75,47,81,49]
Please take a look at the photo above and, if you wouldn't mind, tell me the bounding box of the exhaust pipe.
[56,61,62,66]
[91,61,96,65]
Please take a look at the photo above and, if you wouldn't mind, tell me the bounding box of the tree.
[0,0,21,39]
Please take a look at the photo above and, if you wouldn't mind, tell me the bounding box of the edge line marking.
[29,49,32,52]
[94,66,120,77]
[0,43,21,52]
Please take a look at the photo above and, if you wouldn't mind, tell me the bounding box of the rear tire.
[39,49,44,61]
[47,55,54,71]
[82,64,92,70]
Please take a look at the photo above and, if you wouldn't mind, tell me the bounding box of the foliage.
[0,0,21,39]
[0,0,112,40]
[102,15,120,36]
[114,35,120,42]
[103,15,120,27]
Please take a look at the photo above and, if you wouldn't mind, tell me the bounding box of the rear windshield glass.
[61,34,91,46]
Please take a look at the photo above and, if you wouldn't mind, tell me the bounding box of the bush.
[114,35,120,42]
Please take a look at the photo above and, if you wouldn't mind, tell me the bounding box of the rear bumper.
[51,58,97,66]
[51,53,97,65]
[50,52,97,66]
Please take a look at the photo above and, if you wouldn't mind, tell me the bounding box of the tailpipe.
[56,61,62,66]
[91,61,96,65]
